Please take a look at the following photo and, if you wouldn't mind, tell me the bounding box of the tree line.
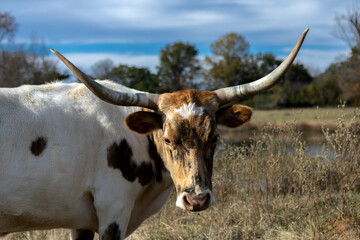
[1,6,359,108]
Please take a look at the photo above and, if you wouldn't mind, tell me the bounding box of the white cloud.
[280,47,350,73]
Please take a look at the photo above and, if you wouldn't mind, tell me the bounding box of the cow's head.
[51,28,308,212]
[124,90,252,211]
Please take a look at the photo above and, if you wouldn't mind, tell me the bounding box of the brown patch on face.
[107,139,154,186]
[75,229,95,240]
[164,113,216,148]
[101,222,121,240]
[159,89,220,114]
[30,137,47,156]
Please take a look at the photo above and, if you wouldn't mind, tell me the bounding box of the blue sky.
[2,0,357,75]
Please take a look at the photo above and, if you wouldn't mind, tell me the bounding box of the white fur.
[175,192,187,210]
[174,102,204,119]
[0,81,174,239]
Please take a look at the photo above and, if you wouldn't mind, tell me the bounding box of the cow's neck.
[125,130,173,237]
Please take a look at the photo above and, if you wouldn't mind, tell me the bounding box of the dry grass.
[5,106,360,240]
[3,230,70,240]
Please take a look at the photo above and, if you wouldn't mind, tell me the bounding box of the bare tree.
[330,5,360,105]
[333,5,360,55]
[0,12,18,44]
[91,59,115,79]
[0,12,68,87]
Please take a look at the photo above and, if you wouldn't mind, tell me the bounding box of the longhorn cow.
[0,29,308,239]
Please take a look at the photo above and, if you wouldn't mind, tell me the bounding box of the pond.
[218,129,338,160]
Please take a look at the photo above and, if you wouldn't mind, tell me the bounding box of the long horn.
[50,49,159,110]
[215,28,309,106]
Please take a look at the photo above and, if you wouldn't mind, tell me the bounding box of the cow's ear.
[125,111,163,134]
[216,104,252,128]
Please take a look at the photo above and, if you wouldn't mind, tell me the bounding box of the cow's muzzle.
[176,190,214,211]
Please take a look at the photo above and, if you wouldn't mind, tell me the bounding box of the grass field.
[250,107,359,123]
[4,106,360,240]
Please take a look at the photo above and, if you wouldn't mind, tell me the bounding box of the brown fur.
[30,137,47,156]
[158,89,220,114]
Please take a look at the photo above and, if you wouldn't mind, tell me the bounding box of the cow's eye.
[164,138,172,145]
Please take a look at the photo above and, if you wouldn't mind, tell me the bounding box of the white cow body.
[0,81,173,238]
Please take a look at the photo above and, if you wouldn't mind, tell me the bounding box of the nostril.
[182,194,188,204]
[182,194,192,209]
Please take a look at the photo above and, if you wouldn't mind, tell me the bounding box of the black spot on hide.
[30,137,47,156]
[101,222,121,240]
[107,139,153,186]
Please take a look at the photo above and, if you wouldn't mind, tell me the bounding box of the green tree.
[245,59,314,108]
[313,63,341,106]
[244,53,283,108]
[256,53,281,76]
[272,63,314,108]
[158,42,200,92]
[204,32,315,108]
[109,64,159,93]
[204,32,259,89]
[335,55,360,106]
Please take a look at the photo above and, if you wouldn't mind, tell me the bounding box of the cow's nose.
[182,192,211,211]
